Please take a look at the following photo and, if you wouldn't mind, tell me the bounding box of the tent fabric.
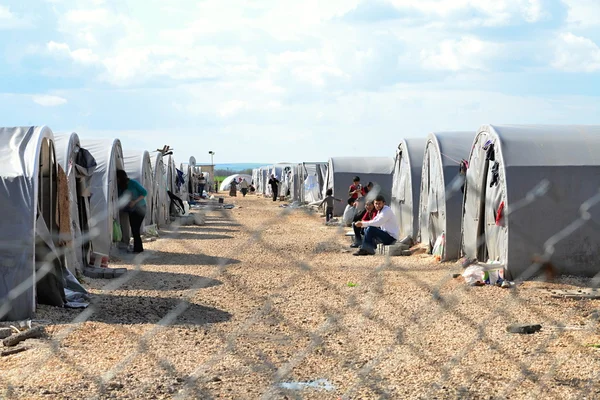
[0,126,56,320]
[151,152,170,228]
[418,132,473,261]
[220,174,252,191]
[80,138,125,256]
[54,132,85,273]
[324,157,395,216]
[391,139,425,240]
[166,155,177,195]
[462,124,600,279]
[124,150,155,231]
[179,163,190,201]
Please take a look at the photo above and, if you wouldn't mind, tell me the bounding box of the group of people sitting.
[313,176,400,256]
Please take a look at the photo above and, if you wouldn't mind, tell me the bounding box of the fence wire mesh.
[2,178,600,400]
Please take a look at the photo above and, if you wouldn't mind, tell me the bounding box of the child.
[312,188,342,222]
[342,197,357,227]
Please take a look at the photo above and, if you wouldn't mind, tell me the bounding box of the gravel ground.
[2,194,600,399]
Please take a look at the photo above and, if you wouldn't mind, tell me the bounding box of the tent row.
[0,126,203,321]
[259,124,600,281]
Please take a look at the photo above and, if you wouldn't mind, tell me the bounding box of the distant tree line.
[214,168,253,177]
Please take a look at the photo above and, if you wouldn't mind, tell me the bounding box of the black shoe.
[350,242,360,248]
[353,249,370,256]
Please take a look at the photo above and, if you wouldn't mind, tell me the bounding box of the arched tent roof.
[80,138,125,256]
[391,139,425,240]
[418,132,473,261]
[220,174,252,191]
[325,157,394,216]
[124,150,154,229]
[462,124,600,279]
[0,126,56,320]
[151,152,170,228]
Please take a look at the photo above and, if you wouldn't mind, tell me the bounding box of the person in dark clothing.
[268,174,279,201]
[117,169,147,253]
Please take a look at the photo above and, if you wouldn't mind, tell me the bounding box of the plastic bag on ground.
[462,265,485,286]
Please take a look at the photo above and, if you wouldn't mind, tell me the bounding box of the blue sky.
[0,0,599,164]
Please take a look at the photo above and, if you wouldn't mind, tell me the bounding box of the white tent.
[0,126,60,320]
[324,157,394,216]
[418,132,473,261]
[290,162,327,203]
[391,139,425,241]
[151,152,170,228]
[54,132,97,273]
[179,162,190,201]
[220,174,253,191]
[80,138,125,256]
[124,149,155,231]
[462,124,600,279]
[166,154,178,195]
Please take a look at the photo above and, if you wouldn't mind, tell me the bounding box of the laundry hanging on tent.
[176,168,185,190]
[490,161,500,187]
[495,201,505,226]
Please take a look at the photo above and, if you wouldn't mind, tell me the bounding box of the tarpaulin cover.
[79,138,124,256]
[462,124,600,279]
[418,132,473,261]
[0,126,54,320]
[151,152,170,228]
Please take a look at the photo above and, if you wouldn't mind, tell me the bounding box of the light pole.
[208,151,215,192]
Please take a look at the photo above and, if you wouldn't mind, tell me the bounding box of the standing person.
[117,169,147,253]
[351,200,378,247]
[239,178,250,197]
[198,173,206,198]
[310,188,342,223]
[353,195,399,256]
[229,178,238,197]
[349,176,365,200]
[268,174,279,202]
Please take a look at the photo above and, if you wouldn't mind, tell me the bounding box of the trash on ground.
[2,325,46,347]
[278,378,335,391]
[347,282,357,287]
[506,323,542,334]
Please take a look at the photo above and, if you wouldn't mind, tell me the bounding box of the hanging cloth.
[495,201,505,226]
[490,161,500,187]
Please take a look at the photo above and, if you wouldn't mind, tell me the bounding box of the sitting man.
[353,194,399,256]
[351,200,378,247]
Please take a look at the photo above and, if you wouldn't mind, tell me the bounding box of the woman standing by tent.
[117,169,147,253]
[229,178,238,197]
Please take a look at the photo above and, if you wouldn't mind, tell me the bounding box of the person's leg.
[272,187,277,201]
[360,226,395,254]
[326,207,333,222]
[352,222,362,246]
[129,208,145,253]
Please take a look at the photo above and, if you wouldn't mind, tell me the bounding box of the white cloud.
[0,5,31,29]
[563,0,600,29]
[219,100,248,118]
[31,94,68,107]
[420,36,501,71]
[552,32,600,72]
[47,41,99,65]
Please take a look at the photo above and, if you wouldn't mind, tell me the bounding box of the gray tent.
[462,124,600,279]
[124,149,155,234]
[418,132,473,261]
[151,152,170,228]
[324,157,394,216]
[0,126,60,320]
[80,138,125,256]
[54,132,97,273]
[391,139,425,240]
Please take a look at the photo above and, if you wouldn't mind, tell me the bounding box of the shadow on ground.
[130,251,240,266]
[44,293,232,325]
[85,269,223,291]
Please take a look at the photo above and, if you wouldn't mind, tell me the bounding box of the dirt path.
[2,194,600,399]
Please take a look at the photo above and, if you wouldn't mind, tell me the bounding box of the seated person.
[342,197,357,227]
[353,194,399,256]
[351,200,378,247]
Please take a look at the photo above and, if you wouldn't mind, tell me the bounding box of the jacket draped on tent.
[124,150,155,234]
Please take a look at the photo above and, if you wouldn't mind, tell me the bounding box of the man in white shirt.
[239,178,250,197]
[353,194,399,256]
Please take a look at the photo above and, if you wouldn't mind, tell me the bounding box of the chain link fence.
[2,177,600,400]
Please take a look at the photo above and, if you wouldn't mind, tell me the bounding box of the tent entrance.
[476,157,490,262]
